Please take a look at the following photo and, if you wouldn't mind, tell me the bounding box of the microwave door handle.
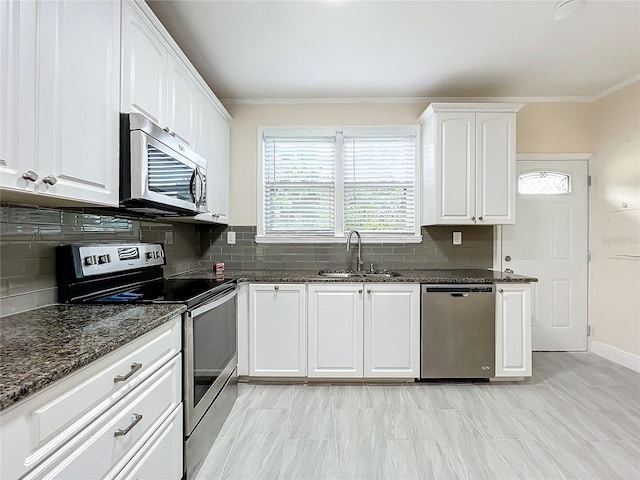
[189,170,197,203]
[198,171,206,208]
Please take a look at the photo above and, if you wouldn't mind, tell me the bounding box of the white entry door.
[501,160,588,351]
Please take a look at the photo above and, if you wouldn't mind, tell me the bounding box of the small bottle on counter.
[214,262,225,279]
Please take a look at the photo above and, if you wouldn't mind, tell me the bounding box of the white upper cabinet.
[0,0,37,194]
[195,93,231,223]
[122,1,197,146]
[0,0,120,206]
[420,103,522,225]
[166,54,198,147]
[121,1,167,126]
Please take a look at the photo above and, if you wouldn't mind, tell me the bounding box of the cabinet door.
[308,284,363,378]
[249,284,306,377]
[36,0,120,206]
[495,283,532,377]
[0,0,37,193]
[121,0,167,126]
[435,113,476,224]
[476,113,516,224]
[214,113,231,223]
[196,95,230,223]
[364,284,420,378]
[166,54,197,147]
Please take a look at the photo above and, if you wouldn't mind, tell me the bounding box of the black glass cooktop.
[93,278,235,309]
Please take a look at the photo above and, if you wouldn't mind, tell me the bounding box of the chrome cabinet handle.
[113,362,143,383]
[42,175,57,185]
[178,144,184,151]
[499,288,504,293]
[505,268,514,274]
[170,131,176,137]
[163,127,170,133]
[114,413,143,437]
[22,170,38,182]
[358,289,363,293]
[367,289,371,294]
[274,285,279,291]
[479,216,483,221]
[504,255,511,262]
[471,216,476,221]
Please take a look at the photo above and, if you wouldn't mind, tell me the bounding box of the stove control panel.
[77,243,165,277]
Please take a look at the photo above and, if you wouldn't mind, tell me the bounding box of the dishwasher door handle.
[450,293,469,297]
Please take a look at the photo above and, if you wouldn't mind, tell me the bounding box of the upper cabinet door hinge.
[587,250,592,262]
[588,175,592,187]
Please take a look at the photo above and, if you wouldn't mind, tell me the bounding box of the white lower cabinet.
[364,284,421,378]
[114,404,183,480]
[249,284,306,377]
[0,318,183,480]
[495,283,532,377]
[308,284,364,378]
[308,283,420,379]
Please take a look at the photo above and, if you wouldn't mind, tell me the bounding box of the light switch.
[227,231,236,245]
[453,231,462,245]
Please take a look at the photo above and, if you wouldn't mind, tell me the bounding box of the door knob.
[42,175,57,185]
[504,255,511,262]
[274,285,279,291]
[22,170,38,182]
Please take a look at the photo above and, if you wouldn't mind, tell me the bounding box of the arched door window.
[518,171,571,195]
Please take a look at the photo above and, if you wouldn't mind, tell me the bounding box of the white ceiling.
[147,0,640,102]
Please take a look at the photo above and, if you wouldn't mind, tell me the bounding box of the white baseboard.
[589,340,640,373]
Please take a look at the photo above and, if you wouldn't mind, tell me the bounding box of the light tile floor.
[195,352,640,479]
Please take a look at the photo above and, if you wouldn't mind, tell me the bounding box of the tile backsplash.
[1,204,494,315]
[0,204,200,315]
[200,225,493,272]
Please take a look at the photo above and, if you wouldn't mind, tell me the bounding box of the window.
[518,171,571,195]
[258,126,420,243]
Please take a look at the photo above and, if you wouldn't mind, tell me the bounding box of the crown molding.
[221,75,640,106]
[592,74,640,101]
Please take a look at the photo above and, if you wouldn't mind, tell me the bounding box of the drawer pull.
[114,362,143,383]
[114,413,143,437]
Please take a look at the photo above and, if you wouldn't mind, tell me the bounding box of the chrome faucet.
[346,230,364,272]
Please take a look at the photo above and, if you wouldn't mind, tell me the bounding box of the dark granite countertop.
[174,268,537,283]
[0,304,185,411]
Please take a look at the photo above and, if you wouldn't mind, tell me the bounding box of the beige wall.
[226,101,594,225]
[589,81,640,356]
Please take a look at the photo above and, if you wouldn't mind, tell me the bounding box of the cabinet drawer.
[0,317,181,480]
[113,404,183,480]
[23,354,182,480]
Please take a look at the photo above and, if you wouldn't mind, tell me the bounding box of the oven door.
[184,287,237,435]
[128,129,207,214]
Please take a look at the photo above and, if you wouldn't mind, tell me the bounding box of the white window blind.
[263,135,336,235]
[343,134,416,233]
[259,127,419,243]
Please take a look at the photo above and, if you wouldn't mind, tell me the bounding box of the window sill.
[255,234,423,244]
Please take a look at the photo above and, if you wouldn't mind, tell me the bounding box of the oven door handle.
[188,288,237,317]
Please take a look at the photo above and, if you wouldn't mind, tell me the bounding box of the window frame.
[256,125,422,244]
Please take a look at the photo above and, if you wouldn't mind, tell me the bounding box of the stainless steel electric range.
[56,243,237,479]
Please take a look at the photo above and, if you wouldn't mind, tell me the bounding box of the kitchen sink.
[317,270,403,278]
[317,270,364,278]
[364,271,403,278]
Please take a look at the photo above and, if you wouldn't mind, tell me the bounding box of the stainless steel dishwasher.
[421,284,495,379]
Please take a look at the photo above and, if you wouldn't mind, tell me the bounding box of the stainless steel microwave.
[120,113,207,216]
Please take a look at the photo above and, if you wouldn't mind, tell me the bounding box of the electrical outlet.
[453,231,462,245]
[227,231,236,245]
[164,231,173,245]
